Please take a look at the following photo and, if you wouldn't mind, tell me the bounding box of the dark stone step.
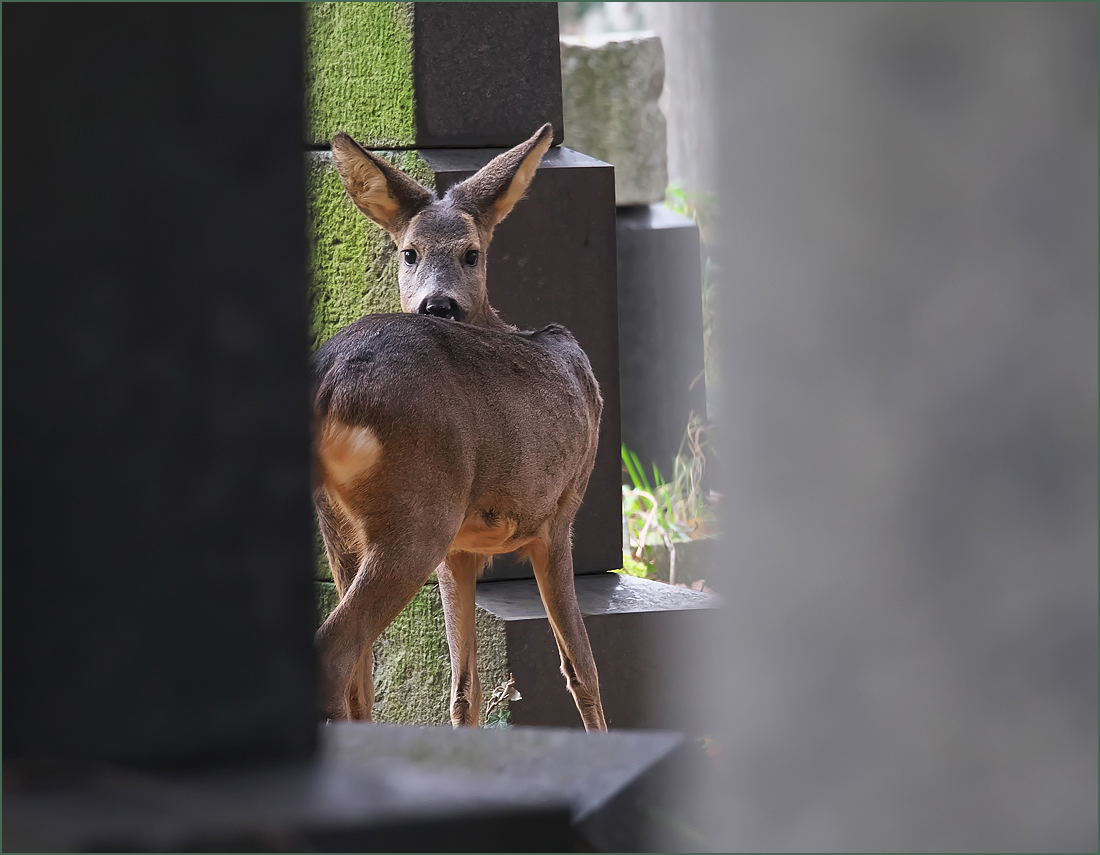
[477,573,723,732]
[4,723,688,852]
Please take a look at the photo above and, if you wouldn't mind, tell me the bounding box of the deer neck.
[463,295,512,331]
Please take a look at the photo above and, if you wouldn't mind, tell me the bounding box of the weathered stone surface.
[316,582,510,727]
[305,2,417,147]
[305,2,564,148]
[560,32,668,205]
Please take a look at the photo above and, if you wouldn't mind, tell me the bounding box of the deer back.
[312,313,602,550]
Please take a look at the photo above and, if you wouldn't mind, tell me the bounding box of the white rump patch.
[322,423,382,489]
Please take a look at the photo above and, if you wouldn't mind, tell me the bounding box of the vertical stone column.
[5,4,315,765]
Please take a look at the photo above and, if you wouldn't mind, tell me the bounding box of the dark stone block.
[616,204,708,477]
[477,573,722,732]
[423,147,622,580]
[3,723,685,852]
[3,4,316,766]
[414,3,564,147]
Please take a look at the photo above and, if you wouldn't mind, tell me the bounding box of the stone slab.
[616,202,707,478]
[425,146,622,580]
[4,2,316,766]
[414,3,564,147]
[476,568,721,620]
[561,32,669,205]
[306,2,563,148]
[4,724,685,852]
[478,573,723,732]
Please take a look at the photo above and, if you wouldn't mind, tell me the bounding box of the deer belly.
[452,509,525,555]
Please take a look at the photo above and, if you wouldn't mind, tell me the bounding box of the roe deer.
[313,124,608,731]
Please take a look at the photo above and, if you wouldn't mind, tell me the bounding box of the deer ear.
[448,123,553,231]
[331,133,434,237]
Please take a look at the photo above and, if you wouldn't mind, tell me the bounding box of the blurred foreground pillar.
[4,3,317,767]
[693,3,1098,850]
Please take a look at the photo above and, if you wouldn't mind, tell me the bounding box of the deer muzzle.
[417,295,466,322]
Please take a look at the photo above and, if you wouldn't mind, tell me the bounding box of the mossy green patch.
[371,583,451,726]
[314,523,332,581]
[306,150,435,351]
[305,2,417,147]
[315,581,513,727]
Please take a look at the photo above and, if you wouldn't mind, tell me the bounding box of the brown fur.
[315,125,607,731]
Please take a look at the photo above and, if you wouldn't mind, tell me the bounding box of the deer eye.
[463,249,479,266]
[402,249,418,265]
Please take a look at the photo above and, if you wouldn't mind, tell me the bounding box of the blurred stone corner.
[560,30,668,206]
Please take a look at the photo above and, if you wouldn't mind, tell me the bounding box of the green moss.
[372,584,452,726]
[306,150,435,350]
[475,603,511,725]
[305,2,417,146]
[316,581,341,627]
[314,581,514,727]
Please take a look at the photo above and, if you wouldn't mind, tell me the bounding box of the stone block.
[616,203,707,477]
[477,573,722,732]
[560,32,669,205]
[4,723,688,852]
[306,2,563,148]
[4,3,316,766]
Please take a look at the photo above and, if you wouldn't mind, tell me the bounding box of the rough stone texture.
[560,32,668,205]
[317,582,510,727]
[306,149,435,351]
[413,3,564,147]
[305,2,564,149]
[305,2,417,147]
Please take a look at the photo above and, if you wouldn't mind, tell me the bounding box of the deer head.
[330,124,553,328]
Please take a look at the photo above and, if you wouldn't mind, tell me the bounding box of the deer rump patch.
[319,422,382,492]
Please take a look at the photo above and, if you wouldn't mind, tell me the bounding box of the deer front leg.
[437,550,485,727]
[528,528,608,732]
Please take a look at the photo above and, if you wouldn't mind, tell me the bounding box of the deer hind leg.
[527,526,608,732]
[315,488,361,599]
[437,550,486,727]
[315,527,454,721]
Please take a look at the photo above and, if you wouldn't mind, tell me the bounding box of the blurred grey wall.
[686,3,1097,850]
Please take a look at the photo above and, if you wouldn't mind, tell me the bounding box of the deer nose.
[417,296,465,322]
